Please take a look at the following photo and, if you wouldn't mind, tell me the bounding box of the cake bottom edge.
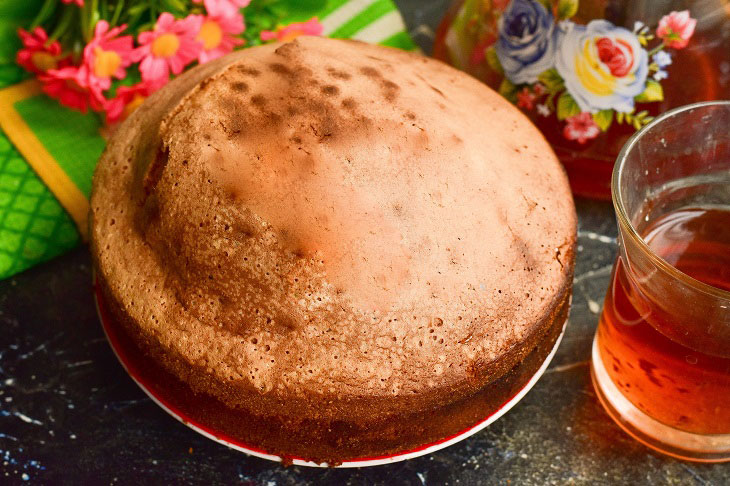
[95,275,570,466]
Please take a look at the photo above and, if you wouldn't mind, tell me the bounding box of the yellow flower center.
[93,47,122,78]
[151,33,180,58]
[280,30,305,42]
[197,20,223,50]
[123,94,146,119]
[30,51,57,72]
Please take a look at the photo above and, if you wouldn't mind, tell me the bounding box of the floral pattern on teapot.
[480,0,696,143]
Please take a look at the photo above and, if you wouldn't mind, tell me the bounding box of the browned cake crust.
[97,273,569,464]
[90,37,576,464]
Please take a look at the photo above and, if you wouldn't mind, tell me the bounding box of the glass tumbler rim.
[611,100,730,302]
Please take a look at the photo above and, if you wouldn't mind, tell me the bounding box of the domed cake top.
[92,37,575,401]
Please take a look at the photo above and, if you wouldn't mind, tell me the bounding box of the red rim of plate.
[94,277,567,467]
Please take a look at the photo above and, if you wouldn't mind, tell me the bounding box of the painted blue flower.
[653,51,672,68]
[496,0,558,85]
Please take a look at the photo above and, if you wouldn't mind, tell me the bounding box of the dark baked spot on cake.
[291,135,302,144]
[274,42,297,58]
[321,85,339,96]
[286,105,299,116]
[404,111,416,121]
[452,134,463,144]
[326,67,351,80]
[430,85,446,98]
[251,94,267,107]
[381,80,400,101]
[236,65,260,77]
[360,66,381,78]
[392,202,404,217]
[267,112,283,125]
[230,81,249,92]
[341,98,357,110]
[269,62,295,78]
[275,313,298,332]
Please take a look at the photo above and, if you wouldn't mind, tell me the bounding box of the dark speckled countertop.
[1,1,728,484]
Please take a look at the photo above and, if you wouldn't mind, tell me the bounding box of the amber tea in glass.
[591,101,730,462]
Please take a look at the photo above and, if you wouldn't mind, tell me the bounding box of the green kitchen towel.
[0,0,416,280]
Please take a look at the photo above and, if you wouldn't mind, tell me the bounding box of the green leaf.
[635,80,664,103]
[277,0,327,18]
[0,0,44,65]
[538,68,564,92]
[126,4,148,17]
[499,78,518,103]
[556,92,581,120]
[485,46,503,74]
[592,110,613,132]
[0,64,26,89]
[557,0,579,19]
[616,112,625,124]
[161,0,188,15]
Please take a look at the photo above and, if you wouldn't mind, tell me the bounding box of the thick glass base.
[591,336,730,463]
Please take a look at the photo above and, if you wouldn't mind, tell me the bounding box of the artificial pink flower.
[656,10,696,49]
[16,27,67,74]
[516,87,536,110]
[132,13,203,83]
[79,21,134,91]
[40,66,92,113]
[195,0,245,63]
[260,17,323,42]
[104,81,159,123]
[61,0,84,6]
[194,0,250,18]
[563,112,600,144]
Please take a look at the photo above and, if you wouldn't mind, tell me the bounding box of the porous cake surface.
[91,37,576,460]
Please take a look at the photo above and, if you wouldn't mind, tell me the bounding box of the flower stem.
[30,0,58,31]
[110,0,125,27]
[81,0,100,42]
[48,5,75,43]
[647,43,665,57]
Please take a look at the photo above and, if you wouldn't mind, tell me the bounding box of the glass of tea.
[591,101,730,462]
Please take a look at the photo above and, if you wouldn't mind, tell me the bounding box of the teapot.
[434,0,730,199]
